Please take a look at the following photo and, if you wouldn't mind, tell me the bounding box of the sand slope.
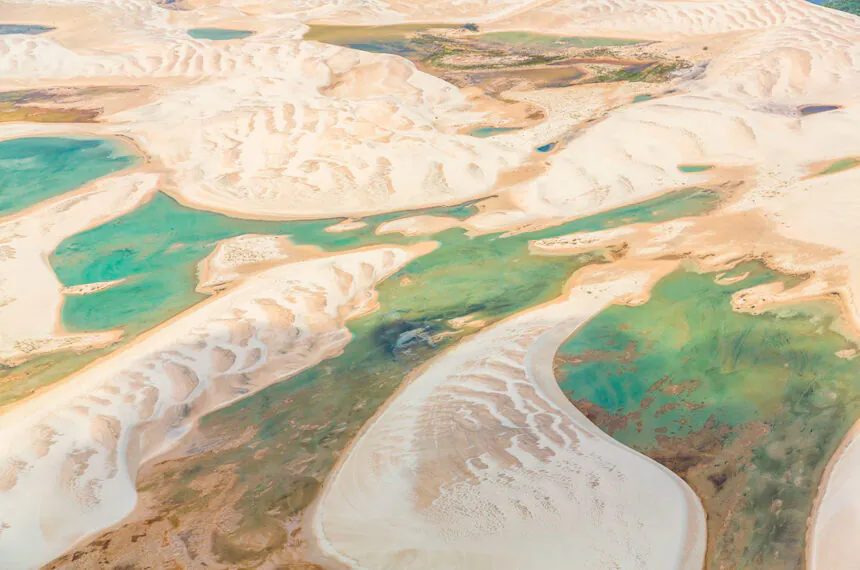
[312,262,705,570]
[0,245,423,570]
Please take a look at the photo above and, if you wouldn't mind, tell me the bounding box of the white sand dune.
[195,233,322,293]
[312,261,706,570]
[0,14,525,219]
[0,244,424,570]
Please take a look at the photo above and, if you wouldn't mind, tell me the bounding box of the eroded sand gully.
[312,261,706,570]
[0,245,425,570]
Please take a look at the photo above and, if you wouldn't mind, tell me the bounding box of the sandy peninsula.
[312,261,706,570]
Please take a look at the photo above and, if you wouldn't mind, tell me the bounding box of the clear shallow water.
[188,28,254,40]
[18,187,716,409]
[555,263,860,568]
[469,126,522,138]
[0,137,139,217]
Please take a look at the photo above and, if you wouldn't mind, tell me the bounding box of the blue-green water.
[632,94,654,103]
[0,137,139,217]
[555,263,860,568]
[0,24,53,35]
[51,188,719,336]
[188,28,254,40]
[536,142,557,152]
[469,126,522,138]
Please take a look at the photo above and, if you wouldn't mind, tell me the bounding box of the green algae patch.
[478,32,642,49]
[815,157,860,177]
[590,60,690,83]
[555,263,860,569]
[0,136,139,217]
[188,28,253,40]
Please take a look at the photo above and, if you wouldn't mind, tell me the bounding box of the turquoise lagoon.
[0,137,138,217]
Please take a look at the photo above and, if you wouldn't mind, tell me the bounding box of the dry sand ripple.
[0,244,426,570]
[312,261,705,570]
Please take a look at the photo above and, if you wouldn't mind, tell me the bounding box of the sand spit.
[376,214,464,236]
[0,171,159,367]
[0,245,425,570]
[62,278,128,296]
[312,261,705,570]
[326,219,368,233]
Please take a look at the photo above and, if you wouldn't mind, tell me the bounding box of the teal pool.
[678,164,714,173]
[188,28,254,40]
[0,136,139,217]
[469,126,522,138]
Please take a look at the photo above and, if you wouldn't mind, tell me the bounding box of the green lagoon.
[555,263,860,568]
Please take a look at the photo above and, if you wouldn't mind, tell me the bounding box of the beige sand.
[195,233,322,293]
[0,244,426,570]
[808,419,860,570]
[376,214,463,236]
[62,278,129,296]
[311,261,706,570]
[325,219,368,233]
